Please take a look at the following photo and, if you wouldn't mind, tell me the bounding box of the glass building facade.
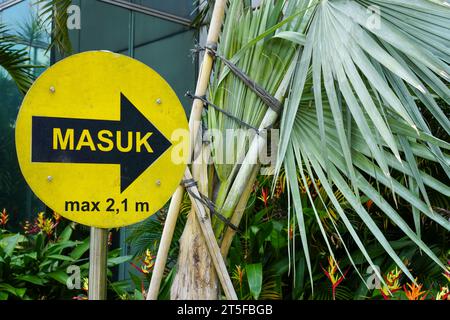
[0,0,198,280]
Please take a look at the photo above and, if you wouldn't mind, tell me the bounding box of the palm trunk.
[170,143,219,299]
[170,210,219,299]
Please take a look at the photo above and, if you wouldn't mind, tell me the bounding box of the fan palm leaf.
[274,0,450,285]
[203,0,449,293]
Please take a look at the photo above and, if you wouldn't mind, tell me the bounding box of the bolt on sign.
[16,51,189,228]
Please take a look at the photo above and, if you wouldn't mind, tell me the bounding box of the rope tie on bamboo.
[192,45,282,114]
[181,179,241,233]
[185,92,261,134]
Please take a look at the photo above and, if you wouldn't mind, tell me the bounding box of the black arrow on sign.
[31,93,172,193]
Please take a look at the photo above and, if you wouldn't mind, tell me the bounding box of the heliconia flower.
[379,267,402,300]
[52,211,61,222]
[366,199,374,211]
[131,249,155,275]
[435,286,449,301]
[35,212,57,237]
[141,249,155,274]
[258,187,270,207]
[0,208,8,227]
[321,256,348,300]
[232,265,245,289]
[403,279,428,300]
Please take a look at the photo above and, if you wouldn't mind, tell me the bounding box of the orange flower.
[366,199,374,210]
[52,211,61,222]
[380,267,402,300]
[0,208,8,227]
[321,256,348,300]
[403,279,428,300]
[232,265,245,288]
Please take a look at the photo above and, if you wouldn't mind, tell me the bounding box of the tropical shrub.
[0,209,131,300]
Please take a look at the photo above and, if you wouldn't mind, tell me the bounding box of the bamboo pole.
[220,166,259,258]
[146,0,228,300]
[88,227,108,300]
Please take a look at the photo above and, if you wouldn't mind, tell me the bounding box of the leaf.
[246,263,263,300]
[0,234,21,257]
[0,284,26,298]
[47,270,69,285]
[0,24,36,94]
[36,0,73,56]
[107,255,132,267]
[47,254,75,262]
[15,275,48,286]
[58,224,73,242]
[134,289,144,300]
[274,31,306,45]
[70,237,89,260]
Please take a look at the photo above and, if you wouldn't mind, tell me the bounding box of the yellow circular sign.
[16,51,189,228]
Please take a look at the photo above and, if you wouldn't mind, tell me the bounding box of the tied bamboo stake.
[220,166,259,258]
[147,0,228,300]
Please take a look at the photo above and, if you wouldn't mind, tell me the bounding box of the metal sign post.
[88,227,109,300]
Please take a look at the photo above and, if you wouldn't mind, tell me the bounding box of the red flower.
[403,280,428,300]
[321,256,349,300]
[258,187,270,207]
[0,208,8,227]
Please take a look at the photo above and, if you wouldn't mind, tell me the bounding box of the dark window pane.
[129,0,195,20]
[134,12,196,113]
[71,0,130,53]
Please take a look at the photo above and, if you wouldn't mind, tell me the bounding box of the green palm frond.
[37,0,72,56]
[275,0,450,285]
[0,24,35,94]
[15,12,46,48]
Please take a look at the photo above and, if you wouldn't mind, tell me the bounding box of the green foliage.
[0,24,36,94]
[225,169,449,300]
[123,194,190,299]
[0,215,131,300]
[205,0,449,294]
[37,0,73,56]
